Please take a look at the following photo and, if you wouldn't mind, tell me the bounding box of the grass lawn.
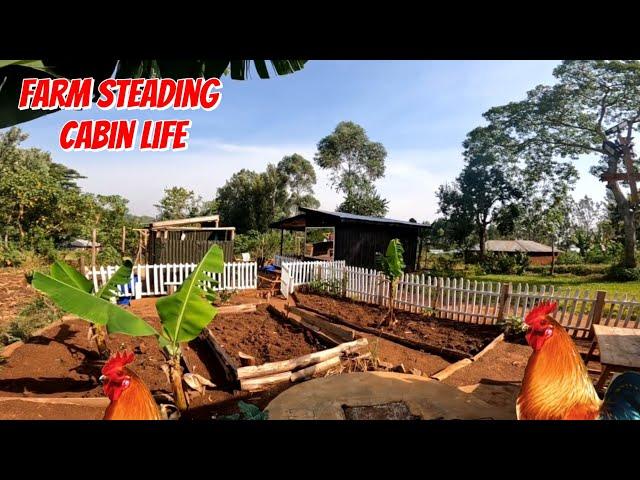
[467,273,640,297]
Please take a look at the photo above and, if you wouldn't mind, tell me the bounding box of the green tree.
[0,127,88,252]
[277,154,319,214]
[154,187,204,220]
[437,127,521,259]
[336,183,389,217]
[315,121,388,216]
[484,60,640,268]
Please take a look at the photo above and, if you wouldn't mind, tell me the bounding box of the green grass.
[467,273,640,297]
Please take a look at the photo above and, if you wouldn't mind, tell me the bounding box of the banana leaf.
[96,259,134,301]
[32,272,158,337]
[155,245,223,344]
[376,239,406,280]
[50,260,94,293]
[1,59,307,127]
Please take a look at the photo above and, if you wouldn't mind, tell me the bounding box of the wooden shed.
[142,215,235,264]
[270,207,429,271]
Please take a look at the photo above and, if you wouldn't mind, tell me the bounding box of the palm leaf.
[96,259,134,301]
[32,272,158,337]
[155,245,223,344]
[50,260,93,293]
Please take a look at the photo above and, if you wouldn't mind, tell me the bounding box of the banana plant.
[33,258,141,357]
[375,239,406,328]
[155,244,223,411]
[32,245,224,411]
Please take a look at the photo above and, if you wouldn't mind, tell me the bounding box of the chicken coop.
[136,215,235,264]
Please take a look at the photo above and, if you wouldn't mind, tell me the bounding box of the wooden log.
[239,351,257,366]
[236,338,368,380]
[288,306,356,342]
[240,371,292,391]
[217,303,257,314]
[0,396,110,407]
[200,328,238,383]
[294,300,472,361]
[290,355,342,382]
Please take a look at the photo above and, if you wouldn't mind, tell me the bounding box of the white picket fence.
[285,262,640,338]
[280,260,346,298]
[273,254,301,267]
[86,262,258,299]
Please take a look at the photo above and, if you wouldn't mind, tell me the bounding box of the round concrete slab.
[266,372,516,420]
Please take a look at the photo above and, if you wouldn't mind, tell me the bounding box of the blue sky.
[8,60,603,221]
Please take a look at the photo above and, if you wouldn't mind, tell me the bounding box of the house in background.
[141,215,235,264]
[68,238,101,251]
[472,239,561,265]
[270,207,429,271]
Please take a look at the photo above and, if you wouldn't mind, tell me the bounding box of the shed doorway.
[304,227,335,261]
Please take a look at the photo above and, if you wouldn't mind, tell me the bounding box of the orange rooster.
[517,301,640,420]
[100,351,162,420]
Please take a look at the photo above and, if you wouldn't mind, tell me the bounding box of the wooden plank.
[471,333,504,361]
[593,324,640,369]
[240,371,292,391]
[216,303,257,315]
[199,328,238,383]
[290,355,342,382]
[267,304,340,347]
[288,306,356,342]
[430,359,473,381]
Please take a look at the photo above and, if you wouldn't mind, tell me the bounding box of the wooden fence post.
[591,290,607,328]
[496,283,513,323]
[378,273,385,307]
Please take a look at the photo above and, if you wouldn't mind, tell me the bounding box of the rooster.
[100,351,162,420]
[516,301,640,420]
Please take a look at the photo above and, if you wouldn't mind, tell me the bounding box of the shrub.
[425,254,464,277]
[556,251,583,265]
[481,252,528,275]
[607,265,640,282]
[527,264,610,276]
[497,315,528,343]
[0,295,63,346]
[304,278,343,297]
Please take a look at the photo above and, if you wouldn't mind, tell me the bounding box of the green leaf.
[32,272,159,337]
[379,239,405,280]
[238,401,267,420]
[96,259,134,301]
[155,245,223,345]
[50,260,94,293]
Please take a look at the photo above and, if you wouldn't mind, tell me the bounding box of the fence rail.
[86,262,258,299]
[286,262,640,338]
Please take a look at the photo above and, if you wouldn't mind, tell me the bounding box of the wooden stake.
[91,228,97,268]
[121,225,126,255]
[290,355,341,382]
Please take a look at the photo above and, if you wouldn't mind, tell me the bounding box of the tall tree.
[0,127,88,250]
[276,154,319,214]
[315,121,388,216]
[336,183,389,217]
[437,127,521,259]
[154,187,204,220]
[570,196,607,256]
[484,60,640,268]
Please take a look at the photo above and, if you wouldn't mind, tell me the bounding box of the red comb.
[102,350,135,376]
[525,301,557,325]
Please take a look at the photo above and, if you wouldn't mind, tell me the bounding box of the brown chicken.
[517,301,640,420]
[100,351,162,420]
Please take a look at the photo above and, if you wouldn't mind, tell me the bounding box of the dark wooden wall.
[334,225,419,271]
[148,230,234,264]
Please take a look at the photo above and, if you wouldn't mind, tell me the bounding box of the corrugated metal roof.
[150,215,220,229]
[301,207,427,228]
[69,238,101,248]
[472,239,561,253]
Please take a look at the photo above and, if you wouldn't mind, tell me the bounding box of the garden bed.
[203,303,368,391]
[293,291,502,360]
